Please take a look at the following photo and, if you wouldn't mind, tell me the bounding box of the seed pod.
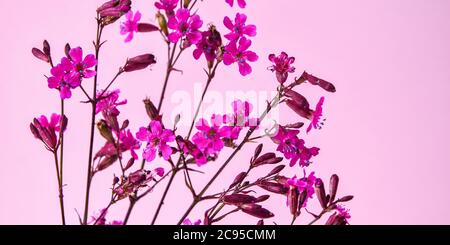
[156,12,168,36]
[315,178,328,209]
[143,98,159,120]
[329,174,339,204]
[222,194,256,206]
[97,119,115,143]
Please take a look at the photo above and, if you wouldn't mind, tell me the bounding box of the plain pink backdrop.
[1,0,450,225]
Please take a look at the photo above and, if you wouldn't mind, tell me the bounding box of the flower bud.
[222,194,256,206]
[96,155,119,171]
[255,195,270,203]
[65,43,71,58]
[43,40,51,56]
[257,220,264,225]
[156,12,168,36]
[183,0,191,8]
[121,119,130,131]
[113,176,120,185]
[240,204,274,219]
[229,172,247,189]
[286,100,312,120]
[257,181,288,194]
[124,158,135,171]
[138,23,159,33]
[267,165,286,176]
[32,48,49,63]
[297,190,308,214]
[124,54,157,72]
[315,178,328,209]
[302,71,336,93]
[143,98,160,120]
[128,170,147,185]
[329,174,339,204]
[253,144,263,161]
[97,119,115,143]
[287,186,299,216]
[337,195,354,203]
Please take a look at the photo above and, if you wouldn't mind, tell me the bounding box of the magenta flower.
[225,0,246,8]
[286,171,317,207]
[136,120,175,162]
[30,113,67,152]
[96,90,127,117]
[167,9,203,45]
[177,136,208,166]
[306,96,325,133]
[223,37,258,76]
[193,28,223,62]
[119,129,140,160]
[154,0,178,15]
[223,13,256,41]
[67,47,97,85]
[154,167,165,177]
[47,58,79,99]
[120,10,141,43]
[269,52,296,84]
[271,125,320,167]
[336,205,351,220]
[183,218,202,225]
[192,116,234,156]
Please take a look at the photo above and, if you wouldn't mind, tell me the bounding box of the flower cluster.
[47,47,97,99]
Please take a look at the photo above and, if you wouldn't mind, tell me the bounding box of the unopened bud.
[32,48,49,63]
[124,54,157,72]
[138,23,159,33]
[43,40,51,56]
[143,98,159,120]
[329,174,339,204]
[315,178,328,209]
[64,43,71,58]
[97,120,115,143]
[96,155,119,171]
[156,12,168,36]
[183,0,191,8]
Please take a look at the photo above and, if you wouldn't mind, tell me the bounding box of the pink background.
[1,0,450,225]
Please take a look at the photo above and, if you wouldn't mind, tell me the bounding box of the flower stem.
[82,19,104,225]
[150,168,178,225]
[53,152,65,225]
[177,94,281,225]
[58,99,66,225]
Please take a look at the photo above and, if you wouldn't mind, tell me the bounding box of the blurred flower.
[223,37,258,76]
[120,10,141,42]
[225,0,246,8]
[223,13,256,41]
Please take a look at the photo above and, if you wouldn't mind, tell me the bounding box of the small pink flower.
[167,9,203,45]
[96,90,127,117]
[193,28,223,62]
[269,52,296,84]
[67,47,97,85]
[119,129,140,160]
[154,167,165,177]
[306,97,325,133]
[136,120,175,162]
[47,58,79,99]
[120,10,141,43]
[30,113,67,152]
[223,37,258,76]
[223,13,256,41]
[183,218,202,225]
[336,205,351,220]
[271,125,320,167]
[225,0,246,8]
[192,116,232,156]
[177,136,208,166]
[286,171,316,207]
[154,0,178,15]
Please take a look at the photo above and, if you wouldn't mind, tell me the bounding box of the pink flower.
[306,97,325,133]
[154,167,165,177]
[120,10,141,43]
[192,116,233,156]
[271,125,320,167]
[269,52,296,84]
[89,209,123,225]
[119,129,140,160]
[154,0,178,15]
[177,136,208,166]
[96,90,127,117]
[336,205,351,220]
[223,13,256,41]
[225,0,246,8]
[223,37,258,76]
[167,9,203,45]
[136,120,175,162]
[286,171,317,207]
[30,113,67,152]
[193,27,223,62]
[67,47,97,85]
[47,58,79,99]
[183,218,202,225]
